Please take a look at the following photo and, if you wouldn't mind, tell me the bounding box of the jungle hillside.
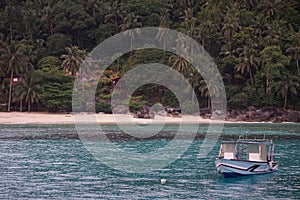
[0,0,300,117]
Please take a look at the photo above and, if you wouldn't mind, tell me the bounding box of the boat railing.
[238,137,272,142]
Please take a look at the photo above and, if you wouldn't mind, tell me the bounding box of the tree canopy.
[0,0,299,112]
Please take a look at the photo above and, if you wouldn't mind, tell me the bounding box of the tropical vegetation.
[0,0,299,113]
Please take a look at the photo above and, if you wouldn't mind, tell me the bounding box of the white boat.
[215,137,278,178]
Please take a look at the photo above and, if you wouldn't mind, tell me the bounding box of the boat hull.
[215,158,278,178]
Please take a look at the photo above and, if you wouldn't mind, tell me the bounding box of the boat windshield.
[219,141,273,162]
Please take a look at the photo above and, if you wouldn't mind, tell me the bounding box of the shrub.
[228,93,248,109]
[128,96,146,113]
[96,101,112,114]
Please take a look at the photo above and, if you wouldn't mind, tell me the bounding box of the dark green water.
[0,123,299,199]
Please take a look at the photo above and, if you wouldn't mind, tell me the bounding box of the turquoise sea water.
[0,123,299,199]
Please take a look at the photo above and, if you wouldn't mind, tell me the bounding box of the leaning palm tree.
[275,73,299,109]
[61,46,86,76]
[13,75,41,112]
[0,41,26,112]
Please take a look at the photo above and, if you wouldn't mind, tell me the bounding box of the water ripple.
[0,124,299,199]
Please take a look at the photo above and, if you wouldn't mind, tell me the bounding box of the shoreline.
[0,112,298,125]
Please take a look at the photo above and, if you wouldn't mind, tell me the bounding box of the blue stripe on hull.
[215,158,278,178]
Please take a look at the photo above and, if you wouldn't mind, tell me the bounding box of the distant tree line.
[0,0,299,112]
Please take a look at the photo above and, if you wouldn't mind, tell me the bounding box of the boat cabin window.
[219,141,272,162]
[220,143,236,159]
[247,144,266,161]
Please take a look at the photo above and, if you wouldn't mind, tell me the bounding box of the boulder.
[271,116,283,123]
[149,103,164,113]
[286,110,300,122]
[200,108,210,116]
[143,113,150,119]
[112,105,128,114]
[260,111,273,121]
[158,110,168,116]
[172,111,181,118]
[261,106,278,113]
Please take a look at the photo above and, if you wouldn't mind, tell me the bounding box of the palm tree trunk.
[284,85,288,109]
[296,58,299,74]
[92,4,96,20]
[266,78,269,94]
[192,90,195,104]
[249,68,254,86]
[115,15,118,28]
[163,37,166,52]
[28,98,31,112]
[10,24,13,42]
[20,99,23,112]
[8,69,14,112]
[130,33,133,54]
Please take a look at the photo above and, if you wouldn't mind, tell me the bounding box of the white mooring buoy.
[160,179,167,184]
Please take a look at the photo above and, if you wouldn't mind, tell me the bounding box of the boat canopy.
[218,140,274,162]
[220,140,273,145]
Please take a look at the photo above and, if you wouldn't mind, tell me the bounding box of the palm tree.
[119,13,142,53]
[104,0,124,30]
[257,0,285,21]
[260,45,290,94]
[242,0,259,10]
[156,8,171,51]
[222,5,240,44]
[176,0,195,9]
[0,41,26,112]
[3,3,22,41]
[61,46,86,76]
[286,30,300,74]
[197,3,221,48]
[13,75,41,112]
[12,84,24,112]
[187,68,201,103]
[0,77,9,105]
[275,73,299,109]
[0,60,6,103]
[169,55,190,75]
[87,0,100,20]
[41,5,55,36]
[21,44,36,72]
[22,1,38,41]
[235,44,259,86]
[180,8,196,37]
[198,74,223,110]
[264,20,286,48]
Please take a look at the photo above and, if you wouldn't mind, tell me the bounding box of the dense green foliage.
[0,0,299,112]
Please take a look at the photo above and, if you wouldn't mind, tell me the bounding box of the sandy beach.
[0,112,227,125]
